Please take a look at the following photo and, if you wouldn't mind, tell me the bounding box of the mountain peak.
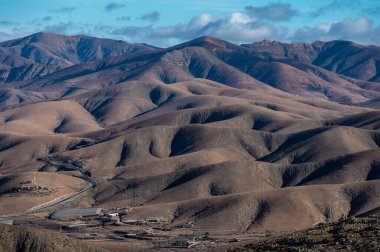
[28,31,66,42]
[194,35,220,42]
[0,32,157,82]
[169,35,241,51]
[188,36,231,47]
[32,31,56,36]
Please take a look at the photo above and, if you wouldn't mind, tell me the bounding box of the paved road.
[42,157,97,187]
[29,157,98,211]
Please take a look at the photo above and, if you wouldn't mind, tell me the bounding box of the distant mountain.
[13,36,380,104]
[243,40,380,82]
[0,32,157,82]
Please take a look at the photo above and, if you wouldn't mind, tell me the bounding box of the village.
[8,173,54,197]
[47,206,234,249]
[0,200,245,250]
[0,168,244,250]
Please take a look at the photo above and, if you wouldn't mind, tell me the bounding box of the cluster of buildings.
[49,207,167,226]
[10,174,49,193]
[12,181,48,192]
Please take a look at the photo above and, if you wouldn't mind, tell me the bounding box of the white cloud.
[112,12,288,44]
[3,3,379,47]
[291,17,377,44]
[229,12,253,24]
[190,13,215,27]
[329,17,372,38]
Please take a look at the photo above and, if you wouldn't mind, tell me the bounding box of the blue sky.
[0,0,380,46]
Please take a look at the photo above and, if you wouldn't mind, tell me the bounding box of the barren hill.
[0,33,379,251]
[232,215,380,251]
[244,39,380,82]
[0,224,104,252]
[5,35,378,106]
[0,32,156,82]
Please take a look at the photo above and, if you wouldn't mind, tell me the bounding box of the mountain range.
[0,32,156,83]
[0,32,380,251]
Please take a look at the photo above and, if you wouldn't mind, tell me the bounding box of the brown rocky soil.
[0,224,105,252]
[232,215,380,251]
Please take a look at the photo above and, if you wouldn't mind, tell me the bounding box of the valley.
[0,32,380,251]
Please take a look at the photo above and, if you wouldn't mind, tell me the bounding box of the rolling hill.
[0,224,103,252]
[244,39,380,82]
[4,35,377,106]
[0,33,379,250]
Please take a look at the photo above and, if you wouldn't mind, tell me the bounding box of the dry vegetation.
[0,224,104,252]
[232,216,380,251]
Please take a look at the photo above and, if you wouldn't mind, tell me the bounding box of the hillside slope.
[0,224,104,252]
[0,32,156,82]
[0,34,379,249]
[7,36,378,105]
[244,40,380,82]
[232,216,380,251]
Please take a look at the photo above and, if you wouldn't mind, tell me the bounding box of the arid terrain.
[0,224,104,252]
[0,32,380,251]
[232,215,380,251]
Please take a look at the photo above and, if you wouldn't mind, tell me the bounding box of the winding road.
[2,157,98,217]
[30,157,98,211]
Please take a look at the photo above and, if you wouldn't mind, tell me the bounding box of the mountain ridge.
[2,33,377,106]
[0,32,157,82]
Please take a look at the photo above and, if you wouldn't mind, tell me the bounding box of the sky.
[0,0,380,47]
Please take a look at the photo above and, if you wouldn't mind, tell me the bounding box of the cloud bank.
[108,11,380,46]
[1,1,380,46]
